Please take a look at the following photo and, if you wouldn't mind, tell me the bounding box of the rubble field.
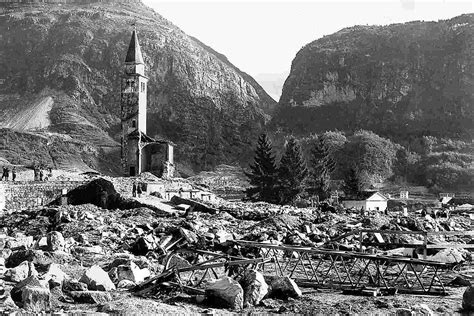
[0,178,473,314]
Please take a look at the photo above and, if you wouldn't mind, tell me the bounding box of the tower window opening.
[141,82,145,92]
[132,120,136,128]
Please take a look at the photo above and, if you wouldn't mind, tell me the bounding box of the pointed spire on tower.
[125,28,144,65]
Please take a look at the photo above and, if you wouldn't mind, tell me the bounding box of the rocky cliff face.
[0,1,275,174]
[273,14,473,141]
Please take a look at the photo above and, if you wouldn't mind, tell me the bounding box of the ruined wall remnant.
[0,181,87,212]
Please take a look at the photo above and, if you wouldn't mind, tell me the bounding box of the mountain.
[0,0,275,174]
[272,14,473,142]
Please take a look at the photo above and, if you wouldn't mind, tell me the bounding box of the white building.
[342,191,388,212]
[399,191,409,199]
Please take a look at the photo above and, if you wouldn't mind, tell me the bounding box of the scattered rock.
[63,279,88,292]
[463,286,474,311]
[449,276,471,286]
[69,290,113,304]
[72,245,104,255]
[205,276,244,310]
[412,303,434,315]
[6,249,71,269]
[131,234,160,255]
[117,279,136,290]
[46,231,66,252]
[240,269,268,306]
[396,308,413,316]
[5,235,34,250]
[5,261,37,282]
[195,294,206,304]
[2,295,18,310]
[79,265,116,291]
[269,276,302,299]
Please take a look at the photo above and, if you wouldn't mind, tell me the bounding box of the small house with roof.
[342,191,388,212]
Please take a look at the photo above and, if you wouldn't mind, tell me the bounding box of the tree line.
[245,131,473,205]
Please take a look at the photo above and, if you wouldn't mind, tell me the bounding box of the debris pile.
[0,178,472,313]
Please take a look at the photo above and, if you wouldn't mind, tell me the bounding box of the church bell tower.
[120,29,148,176]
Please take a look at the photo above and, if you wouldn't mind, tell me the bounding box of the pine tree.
[306,137,334,200]
[343,167,361,198]
[245,134,278,203]
[277,136,308,205]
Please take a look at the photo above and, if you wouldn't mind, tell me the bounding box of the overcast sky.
[142,0,471,78]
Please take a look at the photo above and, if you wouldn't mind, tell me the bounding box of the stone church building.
[120,29,174,178]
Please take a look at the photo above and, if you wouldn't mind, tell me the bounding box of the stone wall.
[0,181,87,211]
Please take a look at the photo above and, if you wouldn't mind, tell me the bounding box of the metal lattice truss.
[235,240,455,295]
[134,242,457,297]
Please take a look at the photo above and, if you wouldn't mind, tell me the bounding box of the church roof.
[128,129,176,146]
[125,30,144,64]
[344,191,388,201]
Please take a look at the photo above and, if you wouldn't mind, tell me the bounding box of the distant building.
[120,29,174,178]
[399,191,409,199]
[342,191,388,212]
[440,196,453,205]
[439,193,455,198]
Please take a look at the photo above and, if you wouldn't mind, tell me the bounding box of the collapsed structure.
[120,29,175,178]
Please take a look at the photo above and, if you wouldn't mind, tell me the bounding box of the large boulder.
[43,263,68,288]
[463,286,474,311]
[79,265,116,291]
[46,232,65,252]
[429,248,471,264]
[113,261,150,284]
[21,286,51,312]
[10,275,44,303]
[240,269,269,307]
[5,261,37,282]
[269,276,302,299]
[205,276,244,310]
[60,178,122,209]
